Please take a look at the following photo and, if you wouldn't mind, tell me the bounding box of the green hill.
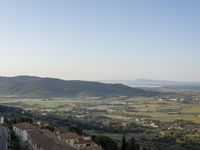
[0,76,156,98]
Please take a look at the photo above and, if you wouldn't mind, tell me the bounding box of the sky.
[0,0,200,81]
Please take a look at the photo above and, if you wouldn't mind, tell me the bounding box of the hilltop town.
[0,115,104,150]
[13,121,102,150]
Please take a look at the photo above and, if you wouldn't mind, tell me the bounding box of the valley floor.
[0,96,200,150]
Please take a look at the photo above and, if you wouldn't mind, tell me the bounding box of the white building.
[58,132,79,147]
[58,132,100,150]
[13,122,38,142]
[0,116,4,124]
[76,136,96,150]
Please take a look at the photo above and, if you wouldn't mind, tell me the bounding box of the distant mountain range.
[0,76,156,98]
[101,79,200,88]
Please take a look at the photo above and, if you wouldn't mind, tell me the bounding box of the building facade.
[0,116,4,124]
[13,122,38,142]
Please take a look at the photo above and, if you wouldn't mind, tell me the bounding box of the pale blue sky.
[0,0,200,81]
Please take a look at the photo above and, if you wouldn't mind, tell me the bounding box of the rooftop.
[80,146,103,150]
[59,132,79,140]
[28,129,74,150]
[55,127,68,134]
[13,122,38,130]
[78,137,93,144]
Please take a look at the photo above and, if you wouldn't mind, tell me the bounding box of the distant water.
[127,84,162,88]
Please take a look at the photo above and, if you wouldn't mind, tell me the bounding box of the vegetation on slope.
[0,76,156,98]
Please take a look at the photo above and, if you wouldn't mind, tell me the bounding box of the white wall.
[13,126,28,142]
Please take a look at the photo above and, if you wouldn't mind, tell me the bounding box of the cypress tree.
[121,135,126,150]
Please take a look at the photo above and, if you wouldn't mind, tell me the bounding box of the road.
[0,126,9,150]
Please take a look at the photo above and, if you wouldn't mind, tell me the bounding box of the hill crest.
[0,76,155,98]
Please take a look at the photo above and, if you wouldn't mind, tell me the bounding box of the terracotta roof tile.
[59,132,79,140]
[55,128,68,134]
[28,130,75,150]
[78,137,93,144]
[13,122,38,130]
[80,146,103,150]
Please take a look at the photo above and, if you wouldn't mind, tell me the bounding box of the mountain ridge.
[0,76,156,98]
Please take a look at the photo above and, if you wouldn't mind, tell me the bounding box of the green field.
[0,97,200,124]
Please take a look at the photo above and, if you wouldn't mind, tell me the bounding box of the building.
[80,146,103,150]
[58,132,79,146]
[13,122,102,150]
[27,129,74,150]
[76,136,95,149]
[0,116,4,124]
[58,132,101,150]
[13,122,38,142]
[55,127,69,135]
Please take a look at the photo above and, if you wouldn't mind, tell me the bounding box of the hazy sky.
[0,0,200,81]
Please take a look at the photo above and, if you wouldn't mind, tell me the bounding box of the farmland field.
[0,97,200,124]
[1,96,200,150]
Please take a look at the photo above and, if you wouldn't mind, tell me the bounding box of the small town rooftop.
[13,122,38,130]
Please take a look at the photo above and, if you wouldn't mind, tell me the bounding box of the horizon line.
[0,75,200,83]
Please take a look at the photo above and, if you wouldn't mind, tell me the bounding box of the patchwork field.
[0,97,200,124]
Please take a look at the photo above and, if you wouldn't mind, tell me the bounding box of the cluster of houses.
[13,122,103,150]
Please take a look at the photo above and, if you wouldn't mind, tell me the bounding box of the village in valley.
[0,94,200,150]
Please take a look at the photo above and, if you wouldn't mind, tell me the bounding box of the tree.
[94,135,118,150]
[10,131,20,150]
[68,125,83,135]
[41,125,55,132]
[121,135,126,150]
[126,137,140,150]
[15,116,32,123]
